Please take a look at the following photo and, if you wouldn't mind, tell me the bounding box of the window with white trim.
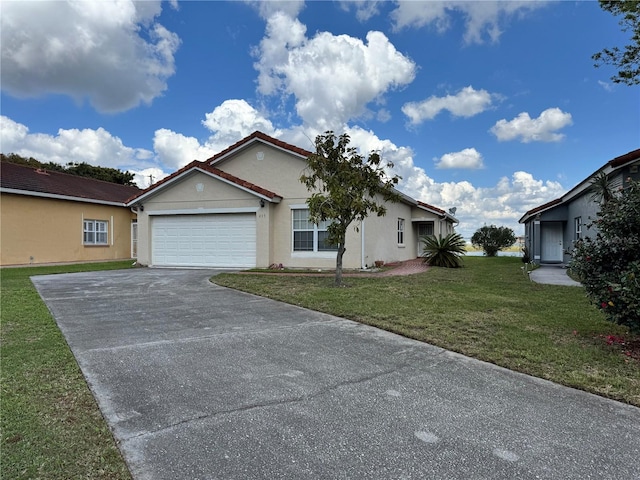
[292,209,337,252]
[84,220,108,245]
[397,218,405,245]
[574,217,582,241]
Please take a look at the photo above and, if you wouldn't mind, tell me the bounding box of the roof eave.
[126,166,282,206]
[209,132,312,166]
[1,187,129,206]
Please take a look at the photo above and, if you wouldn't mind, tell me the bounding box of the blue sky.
[1,0,638,239]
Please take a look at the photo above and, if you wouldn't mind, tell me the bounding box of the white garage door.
[151,214,256,268]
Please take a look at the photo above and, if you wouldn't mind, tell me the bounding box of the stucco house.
[127,131,457,269]
[0,162,140,266]
[519,148,640,265]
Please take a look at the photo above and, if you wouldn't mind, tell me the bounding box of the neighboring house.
[127,131,457,269]
[519,148,640,265]
[1,162,140,266]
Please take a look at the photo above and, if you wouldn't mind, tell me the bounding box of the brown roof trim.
[417,200,446,216]
[608,148,640,168]
[199,163,281,199]
[522,198,563,217]
[126,160,201,203]
[126,160,281,204]
[207,131,313,164]
[519,147,639,223]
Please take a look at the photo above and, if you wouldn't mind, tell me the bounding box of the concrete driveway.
[32,269,639,480]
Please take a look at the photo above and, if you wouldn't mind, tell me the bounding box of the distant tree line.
[1,153,136,186]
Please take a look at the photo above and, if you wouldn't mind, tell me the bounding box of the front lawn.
[214,256,640,406]
[1,261,134,480]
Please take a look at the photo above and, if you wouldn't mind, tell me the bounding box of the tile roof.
[208,131,313,164]
[1,162,141,204]
[417,200,446,216]
[126,160,282,204]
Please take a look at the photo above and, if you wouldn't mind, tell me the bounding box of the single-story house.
[519,148,640,265]
[0,162,140,266]
[127,131,458,269]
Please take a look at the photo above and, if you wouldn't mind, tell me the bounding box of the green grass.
[2,257,637,478]
[1,261,134,480]
[214,257,640,406]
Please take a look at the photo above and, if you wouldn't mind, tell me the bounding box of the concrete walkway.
[529,264,582,287]
[31,269,638,480]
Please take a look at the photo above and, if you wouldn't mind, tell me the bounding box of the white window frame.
[574,216,582,241]
[292,208,337,253]
[397,218,405,245]
[84,219,108,245]
[131,220,138,258]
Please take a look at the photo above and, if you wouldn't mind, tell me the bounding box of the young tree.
[471,225,516,257]
[570,179,640,331]
[592,0,640,86]
[300,131,401,286]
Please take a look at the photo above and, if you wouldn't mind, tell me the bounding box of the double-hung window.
[574,217,582,241]
[397,218,405,245]
[292,209,337,252]
[84,220,108,245]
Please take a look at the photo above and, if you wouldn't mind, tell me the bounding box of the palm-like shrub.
[421,233,466,268]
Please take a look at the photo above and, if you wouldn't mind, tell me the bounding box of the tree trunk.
[334,244,345,286]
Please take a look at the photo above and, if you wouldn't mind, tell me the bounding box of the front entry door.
[417,222,434,256]
[541,222,563,262]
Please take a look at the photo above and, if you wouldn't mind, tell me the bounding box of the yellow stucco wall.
[1,193,136,266]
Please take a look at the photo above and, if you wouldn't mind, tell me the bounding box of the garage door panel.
[152,214,256,268]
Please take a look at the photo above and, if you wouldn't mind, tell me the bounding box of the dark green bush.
[570,179,640,331]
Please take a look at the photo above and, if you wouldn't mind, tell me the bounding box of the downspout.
[361,218,366,270]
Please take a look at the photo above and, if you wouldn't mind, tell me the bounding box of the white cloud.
[246,0,305,20]
[0,115,153,169]
[490,107,573,143]
[377,109,392,123]
[152,99,282,169]
[130,168,170,189]
[202,99,282,152]
[598,80,614,92]
[254,12,416,131]
[153,129,216,171]
[0,0,180,113]
[402,86,496,124]
[390,1,547,44]
[435,148,484,169]
[339,126,564,239]
[339,1,384,22]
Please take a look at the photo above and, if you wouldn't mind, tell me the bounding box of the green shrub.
[471,225,516,257]
[421,233,466,268]
[570,179,640,331]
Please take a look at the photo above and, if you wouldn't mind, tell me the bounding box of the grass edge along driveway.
[214,256,639,407]
[1,261,134,480]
